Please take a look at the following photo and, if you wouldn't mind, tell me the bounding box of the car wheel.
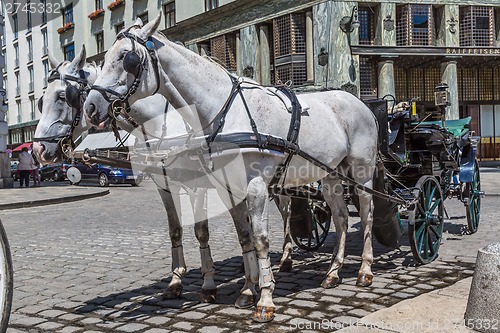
[52,171,60,181]
[99,173,109,187]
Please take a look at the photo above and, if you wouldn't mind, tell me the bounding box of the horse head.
[33,45,97,165]
[84,15,163,127]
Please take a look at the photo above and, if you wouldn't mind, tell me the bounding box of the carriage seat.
[267,87,310,114]
[412,116,471,137]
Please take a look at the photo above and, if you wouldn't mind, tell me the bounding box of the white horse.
[83,15,378,322]
[32,46,261,307]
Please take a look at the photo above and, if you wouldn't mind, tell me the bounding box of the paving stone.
[289,300,320,308]
[144,316,172,325]
[392,292,414,299]
[347,308,372,318]
[413,283,435,290]
[115,323,149,332]
[37,321,65,330]
[176,311,206,320]
[10,315,47,326]
[143,329,171,333]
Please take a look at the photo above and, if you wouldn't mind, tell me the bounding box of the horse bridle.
[33,64,89,154]
[90,28,161,119]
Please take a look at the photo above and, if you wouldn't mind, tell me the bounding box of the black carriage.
[288,88,482,265]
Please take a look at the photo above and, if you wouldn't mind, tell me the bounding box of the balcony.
[88,9,105,20]
[57,22,74,34]
[108,0,125,11]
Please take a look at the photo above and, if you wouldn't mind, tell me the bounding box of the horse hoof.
[252,306,275,323]
[235,294,256,309]
[162,284,183,299]
[356,274,373,287]
[279,260,292,272]
[321,276,340,289]
[199,289,217,303]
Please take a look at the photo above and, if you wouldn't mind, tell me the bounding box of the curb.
[0,189,110,210]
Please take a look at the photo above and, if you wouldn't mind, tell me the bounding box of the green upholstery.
[414,117,471,137]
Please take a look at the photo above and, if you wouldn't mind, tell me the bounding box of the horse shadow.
[76,227,414,321]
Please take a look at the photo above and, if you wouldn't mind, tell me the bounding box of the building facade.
[166,0,500,162]
[2,0,500,162]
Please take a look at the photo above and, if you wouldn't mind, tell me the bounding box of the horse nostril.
[87,103,96,116]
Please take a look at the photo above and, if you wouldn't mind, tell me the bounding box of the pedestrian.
[32,154,41,187]
[18,147,34,188]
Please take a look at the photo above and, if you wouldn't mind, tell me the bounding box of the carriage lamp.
[340,6,360,33]
[434,83,450,107]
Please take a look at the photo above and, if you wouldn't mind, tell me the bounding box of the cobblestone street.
[1,179,497,333]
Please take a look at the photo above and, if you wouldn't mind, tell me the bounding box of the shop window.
[359,6,376,45]
[273,13,307,86]
[210,34,237,72]
[460,6,495,47]
[396,4,436,46]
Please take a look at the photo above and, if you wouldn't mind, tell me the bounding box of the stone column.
[259,26,271,86]
[240,25,260,81]
[313,1,359,93]
[378,60,395,100]
[436,5,460,47]
[441,61,459,120]
[236,33,242,76]
[375,2,397,46]
[305,11,314,83]
[0,14,13,188]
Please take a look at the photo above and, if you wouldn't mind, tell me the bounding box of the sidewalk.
[0,182,109,210]
[338,277,474,333]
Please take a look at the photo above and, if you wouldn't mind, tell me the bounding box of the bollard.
[464,243,500,333]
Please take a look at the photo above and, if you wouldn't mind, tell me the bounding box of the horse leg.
[157,185,186,299]
[352,167,375,287]
[274,195,293,272]
[321,176,349,289]
[228,202,259,309]
[247,177,275,323]
[188,188,217,303]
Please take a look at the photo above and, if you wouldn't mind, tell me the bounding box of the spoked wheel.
[465,160,481,234]
[0,220,13,333]
[409,176,444,264]
[291,200,331,251]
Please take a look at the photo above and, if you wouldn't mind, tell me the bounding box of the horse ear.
[70,45,87,71]
[48,51,59,69]
[138,14,161,40]
[133,17,143,28]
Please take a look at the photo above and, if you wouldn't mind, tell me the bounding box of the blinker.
[65,85,82,109]
[37,97,43,113]
[123,51,141,77]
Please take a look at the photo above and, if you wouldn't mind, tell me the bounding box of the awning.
[13,142,32,152]
[75,131,136,151]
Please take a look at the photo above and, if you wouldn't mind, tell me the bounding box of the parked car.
[71,163,142,187]
[39,162,72,181]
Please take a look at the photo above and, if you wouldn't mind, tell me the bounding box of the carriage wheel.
[0,220,13,333]
[465,160,481,234]
[409,176,444,265]
[291,200,331,251]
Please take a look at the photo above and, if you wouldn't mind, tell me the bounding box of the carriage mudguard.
[459,137,480,183]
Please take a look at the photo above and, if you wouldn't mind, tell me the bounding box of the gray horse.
[83,15,378,322]
[32,46,260,306]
